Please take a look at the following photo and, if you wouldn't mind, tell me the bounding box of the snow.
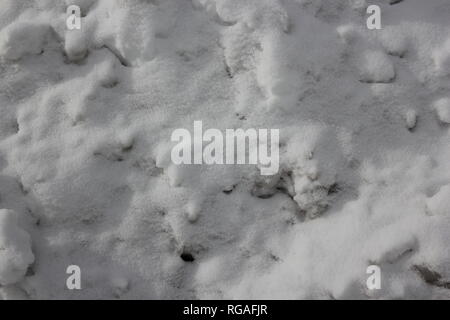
[433,98,450,124]
[433,38,450,76]
[358,51,396,83]
[404,109,417,130]
[0,0,450,300]
[427,185,450,217]
[0,21,49,61]
[0,209,34,286]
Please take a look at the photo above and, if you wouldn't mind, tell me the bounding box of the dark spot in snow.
[156,209,166,216]
[26,264,36,276]
[256,193,275,199]
[222,185,236,194]
[12,119,19,134]
[269,253,280,262]
[413,264,450,289]
[327,183,340,195]
[225,63,233,78]
[18,180,29,195]
[180,252,195,262]
[413,265,442,285]
[103,44,130,67]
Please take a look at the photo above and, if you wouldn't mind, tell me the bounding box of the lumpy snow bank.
[0,0,450,299]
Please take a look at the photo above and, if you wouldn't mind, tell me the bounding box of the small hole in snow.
[180,252,195,262]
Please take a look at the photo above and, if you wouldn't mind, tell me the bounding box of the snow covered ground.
[0,0,450,299]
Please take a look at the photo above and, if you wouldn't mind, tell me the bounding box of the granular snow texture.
[1,0,450,299]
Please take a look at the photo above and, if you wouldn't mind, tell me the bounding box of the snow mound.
[1,0,450,300]
[358,51,395,83]
[379,27,409,58]
[404,109,417,130]
[0,209,34,286]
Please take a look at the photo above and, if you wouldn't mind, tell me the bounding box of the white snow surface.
[0,209,34,286]
[0,0,450,299]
